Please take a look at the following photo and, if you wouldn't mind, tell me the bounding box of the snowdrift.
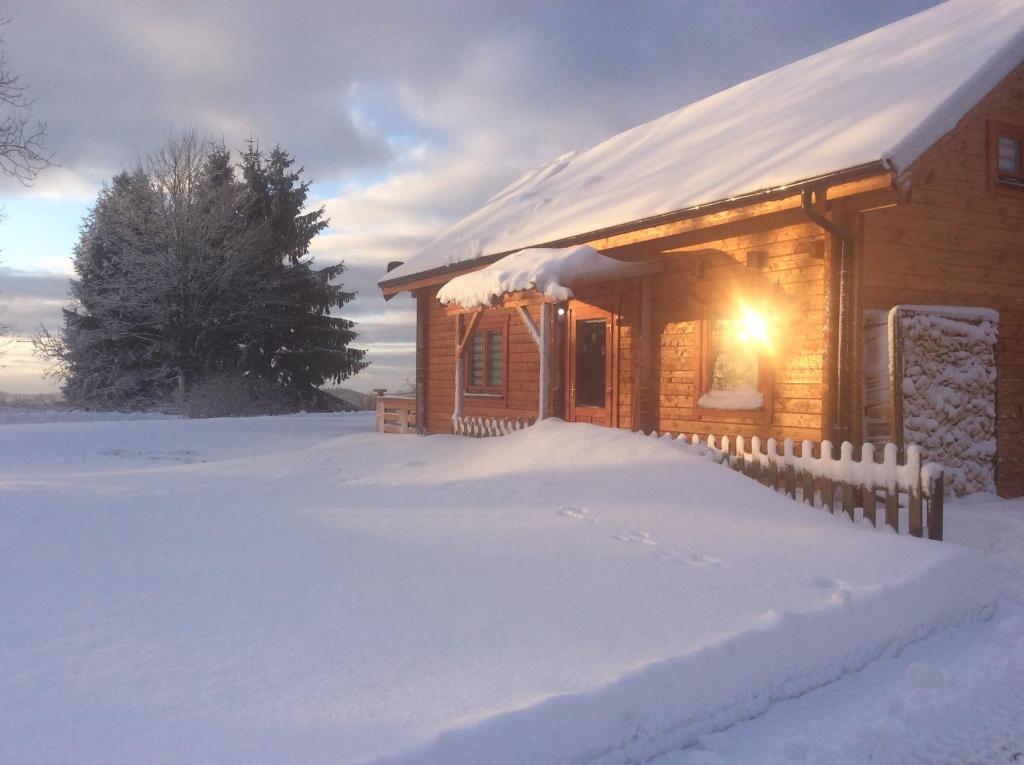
[0,413,994,765]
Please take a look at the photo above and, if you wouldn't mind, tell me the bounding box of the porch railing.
[375,395,417,434]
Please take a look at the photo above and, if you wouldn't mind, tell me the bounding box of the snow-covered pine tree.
[36,133,367,412]
[37,168,179,409]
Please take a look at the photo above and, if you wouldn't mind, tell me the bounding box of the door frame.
[564,300,618,427]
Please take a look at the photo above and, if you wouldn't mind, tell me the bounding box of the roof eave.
[379,159,890,297]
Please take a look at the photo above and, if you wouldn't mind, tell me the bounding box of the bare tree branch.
[0,19,52,183]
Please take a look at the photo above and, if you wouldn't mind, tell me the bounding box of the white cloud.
[9,166,100,203]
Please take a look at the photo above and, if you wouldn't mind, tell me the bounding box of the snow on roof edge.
[379,160,888,290]
[886,24,1024,175]
[435,245,630,310]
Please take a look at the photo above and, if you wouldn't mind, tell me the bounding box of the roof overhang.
[438,248,664,315]
[379,160,893,299]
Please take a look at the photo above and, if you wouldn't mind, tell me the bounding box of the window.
[990,121,1024,189]
[697,317,767,412]
[465,316,506,395]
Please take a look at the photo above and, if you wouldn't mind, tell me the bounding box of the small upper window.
[991,122,1024,189]
[998,136,1020,175]
[465,317,506,395]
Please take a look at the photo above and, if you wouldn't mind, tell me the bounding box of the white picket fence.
[452,415,533,438]
[644,429,944,540]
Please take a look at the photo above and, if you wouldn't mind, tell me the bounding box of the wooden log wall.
[636,220,830,444]
[423,287,545,433]
[858,62,1024,498]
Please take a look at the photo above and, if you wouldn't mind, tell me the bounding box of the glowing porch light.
[734,303,773,353]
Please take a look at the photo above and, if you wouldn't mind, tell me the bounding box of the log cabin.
[378,0,1024,498]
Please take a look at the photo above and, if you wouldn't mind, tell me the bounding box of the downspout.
[800,187,854,445]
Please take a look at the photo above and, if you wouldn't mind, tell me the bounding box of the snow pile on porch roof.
[384,0,1024,286]
[436,244,628,309]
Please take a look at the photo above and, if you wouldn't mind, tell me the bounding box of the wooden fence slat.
[862,486,877,527]
[765,438,777,491]
[861,444,877,527]
[885,488,900,533]
[802,470,815,506]
[927,473,944,541]
[839,442,855,521]
[842,483,856,522]
[783,439,797,498]
[799,441,814,506]
[907,446,924,538]
[881,443,900,532]
[821,477,834,512]
[819,441,834,512]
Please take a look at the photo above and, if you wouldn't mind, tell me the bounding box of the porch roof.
[435,244,658,311]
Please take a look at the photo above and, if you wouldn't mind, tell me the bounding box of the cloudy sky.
[0,0,939,394]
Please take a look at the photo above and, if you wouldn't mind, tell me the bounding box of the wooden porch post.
[640,276,653,432]
[452,309,482,433]
[514,303,550,421]
[453,313,464,426]
[539,302,552,420]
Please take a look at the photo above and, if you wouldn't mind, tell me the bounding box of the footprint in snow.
[657,549,721,567]
[612,529,656,545]
[557,506,598,524]
[803,576,853,604]
[686,553,720,567]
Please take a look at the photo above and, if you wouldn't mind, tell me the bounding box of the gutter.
[800,187,854,446]
[379,160,888,292]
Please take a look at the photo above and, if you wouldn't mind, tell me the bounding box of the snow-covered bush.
[177,373,297,419]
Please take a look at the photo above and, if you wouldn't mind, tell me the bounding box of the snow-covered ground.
[0,412,1019,764]
[653,493,1024,765]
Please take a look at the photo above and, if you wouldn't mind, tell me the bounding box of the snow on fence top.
[436,245,631,310]
[383,0,1024,285]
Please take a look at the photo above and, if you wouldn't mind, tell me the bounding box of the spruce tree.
[37,133,367,412]
[238,143,367,403]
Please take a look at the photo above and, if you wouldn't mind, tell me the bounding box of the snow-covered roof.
[383,0,1024,287]
[436,245,640,310]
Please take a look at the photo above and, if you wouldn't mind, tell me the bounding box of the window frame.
[695,317,773,421]
[464,313,509,398]
[989,120,1024,191]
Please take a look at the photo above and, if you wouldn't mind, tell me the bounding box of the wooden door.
[566,302,615,426]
